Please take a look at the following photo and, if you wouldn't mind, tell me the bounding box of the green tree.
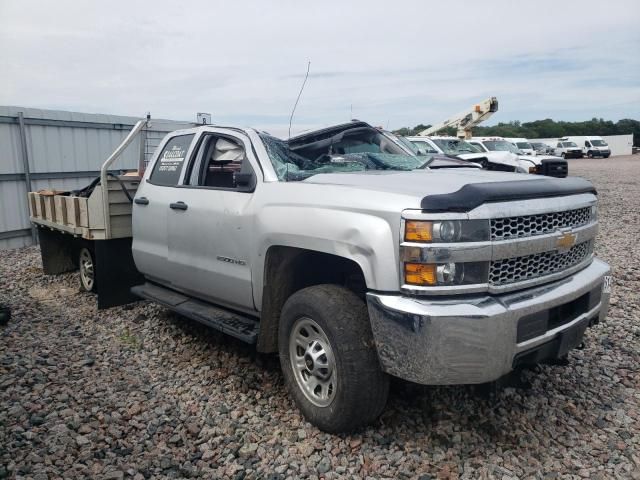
[393,118,639,146]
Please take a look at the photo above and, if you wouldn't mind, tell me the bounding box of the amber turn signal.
[404,263,437,286]
[405,221,433,242]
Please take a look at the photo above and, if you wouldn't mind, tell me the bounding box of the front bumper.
[366,258,610,385]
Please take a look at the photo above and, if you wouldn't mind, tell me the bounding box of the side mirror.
[416,148,427,156]
[235,171,256,191]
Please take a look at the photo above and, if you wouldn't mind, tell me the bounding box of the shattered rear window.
[259,134,427,181]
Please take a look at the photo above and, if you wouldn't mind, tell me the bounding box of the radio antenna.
[288,60,311,139]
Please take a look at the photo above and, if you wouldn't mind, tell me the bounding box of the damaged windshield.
[483,140,521,154]
[259,127,429,181]
[432,138,480,154]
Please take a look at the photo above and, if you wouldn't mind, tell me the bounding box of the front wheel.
[587,151,594,158]
[561,152,566,158]
[278,285,389,433]
[79,247,97,292]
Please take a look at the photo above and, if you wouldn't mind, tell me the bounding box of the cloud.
[0,0,638,136]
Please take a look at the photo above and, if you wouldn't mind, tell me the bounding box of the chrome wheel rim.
[289,317,337,407]
[79,249,94,290]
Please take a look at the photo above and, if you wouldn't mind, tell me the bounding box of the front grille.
[491,207,591,241]
[489,241,592,286]
[539,159,568,178]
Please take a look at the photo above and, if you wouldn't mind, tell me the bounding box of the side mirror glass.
[235,172,254,187]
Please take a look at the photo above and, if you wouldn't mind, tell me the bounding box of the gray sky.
[1,0,638,136]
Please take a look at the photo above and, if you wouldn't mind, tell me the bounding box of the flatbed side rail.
[100,119,148,239]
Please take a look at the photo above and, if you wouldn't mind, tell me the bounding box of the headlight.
[404,220,489,243]
[404,261,488,286]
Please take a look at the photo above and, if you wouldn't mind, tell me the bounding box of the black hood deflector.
[421,177,597,212]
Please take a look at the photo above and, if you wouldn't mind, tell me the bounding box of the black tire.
[561,152,566,158]
[278,284,389,433]
[480,159,489,169]
[78,247,97,292]
[587,151,593,158]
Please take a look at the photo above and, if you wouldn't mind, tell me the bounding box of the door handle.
[134,197,149,205]
[169,201,188,211]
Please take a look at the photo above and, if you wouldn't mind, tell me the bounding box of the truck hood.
[302,170,595,211]
[302,168,523,191]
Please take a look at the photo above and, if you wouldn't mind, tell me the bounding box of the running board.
[131,283,260,344]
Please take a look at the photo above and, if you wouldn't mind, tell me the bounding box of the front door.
[166,131,257,312]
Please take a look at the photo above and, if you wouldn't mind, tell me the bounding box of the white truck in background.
[561,136,611,158]
[468,137,568,177]
[552,140,584,159]
[407,135,532,174]
[411,98,566,176]
[505,137,536,156]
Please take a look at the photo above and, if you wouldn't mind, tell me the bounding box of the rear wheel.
[278,284,389,433]
[79,247,97,292]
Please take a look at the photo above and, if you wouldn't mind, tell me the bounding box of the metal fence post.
[17,112,38,244]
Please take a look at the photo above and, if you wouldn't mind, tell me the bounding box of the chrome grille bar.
[491,207,592,241]
[489,241,593,286]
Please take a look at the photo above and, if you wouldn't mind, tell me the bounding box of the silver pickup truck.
[31,120,611,433]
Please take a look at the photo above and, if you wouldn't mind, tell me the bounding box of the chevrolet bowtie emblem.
[556,232,577,249]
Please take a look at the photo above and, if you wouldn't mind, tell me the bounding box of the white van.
[562,136,611,158]
[504,137,536,156]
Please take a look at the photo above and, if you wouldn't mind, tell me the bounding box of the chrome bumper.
[366,258,611,385]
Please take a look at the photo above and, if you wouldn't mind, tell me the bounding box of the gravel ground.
[1,155,639,479]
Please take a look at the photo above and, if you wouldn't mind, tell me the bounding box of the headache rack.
[28,120,149,240]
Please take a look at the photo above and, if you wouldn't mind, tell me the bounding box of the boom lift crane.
[417,97,499,139]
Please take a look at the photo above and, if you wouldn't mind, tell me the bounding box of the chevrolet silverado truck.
[30,120,612,433]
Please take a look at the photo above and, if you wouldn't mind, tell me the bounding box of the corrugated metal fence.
[0,106,193,250]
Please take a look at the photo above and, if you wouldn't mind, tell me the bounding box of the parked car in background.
[531,141,555,155]
[553,140,583,159]
[561,136,611,158]
[504,137,536,156]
